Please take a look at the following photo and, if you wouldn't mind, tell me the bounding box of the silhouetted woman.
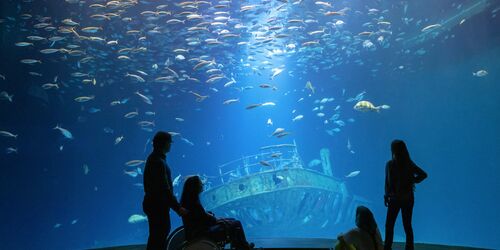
[180,175,254,250]
[336,206,383,250]
[384,140,427,250]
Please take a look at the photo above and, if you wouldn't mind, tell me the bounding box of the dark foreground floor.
[92,238,490,250]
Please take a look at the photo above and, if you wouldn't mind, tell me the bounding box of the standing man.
[143,131,187,250]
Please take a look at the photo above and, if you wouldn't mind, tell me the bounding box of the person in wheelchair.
[180,175,254,250]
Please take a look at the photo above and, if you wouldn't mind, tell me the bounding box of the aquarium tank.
[0,0,499,249]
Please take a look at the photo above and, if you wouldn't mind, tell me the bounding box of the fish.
[0,91,13,102]
[71,72,89,78]
[125,160,145,167]
[305,81,315,94]
[189,91,208,102]
[83,164,89,175]
[206,76,225,83]
[421,24,441,32]
[135,91,152,105]
[261,102,276,106]
[125,73,145,82]
[172,174,182,187]
[41,83,59,90]
[246,103,262,110]
[81,27,102,33]
[53,125,73,139]
[40,49,60,54]
[270,153,282,158]
[124,111,139,118]
[271,67,284,80]
[223,77,236,87]
[347,138,355,154]
[276,132,291,138]
[27,36,46,41]
[6,147,18,154]
[15,42,34,46]
[193,59,216,70]
[128,214,148,224]
[181,137,194,146]
[20,59,42,64]
[115,136,124,145]
[270,128,285,137]
[267,118,273,126]
[74,95,95,102]
[259,160,272,167]
[292,115,304,122]
[346,91,366,102]
[0,130,17,139]
[62,18,79,26]
[107,40,118,45]
[315,1,332,8]
[223,98,239,105]
[353,100,390,112]
[345,170,360,178]
[124,169,138,178]
[473,70,488,77]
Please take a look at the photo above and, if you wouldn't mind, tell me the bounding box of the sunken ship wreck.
[200,141,368,237]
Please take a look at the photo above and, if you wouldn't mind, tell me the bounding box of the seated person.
[180,175,254,250]
[335,206,383,250]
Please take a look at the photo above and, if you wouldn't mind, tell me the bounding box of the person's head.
[391,139,410,163]
[355,206,378,235]
[153,131,172,153]
[180,175,203,206]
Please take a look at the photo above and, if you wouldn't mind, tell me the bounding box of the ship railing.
[213,141,306,185]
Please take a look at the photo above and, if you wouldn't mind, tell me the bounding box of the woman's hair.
[355,206,378,235]
[391,139,411,166]
[355,206,379,249]
[391,140,414,189]
[180,175,202,208]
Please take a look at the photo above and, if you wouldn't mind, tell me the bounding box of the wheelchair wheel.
[166,226,223,250]
[165,226,186,250]
[183,239,220,250]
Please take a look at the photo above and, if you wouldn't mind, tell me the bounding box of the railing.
[212,140,305,185]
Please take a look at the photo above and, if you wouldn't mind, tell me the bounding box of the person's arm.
[375,228,384,250]
[412,162,427,184]
[163,166,181,213]
[384,162,390,205]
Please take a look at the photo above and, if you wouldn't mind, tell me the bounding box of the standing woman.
[384,140,427,250]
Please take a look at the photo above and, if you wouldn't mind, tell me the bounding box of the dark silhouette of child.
[384,140,427,250]
[336,206,383,250]
[180,175,254,250]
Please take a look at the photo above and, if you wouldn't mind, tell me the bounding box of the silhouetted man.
[143,131,187,250]
[384,140,427,250]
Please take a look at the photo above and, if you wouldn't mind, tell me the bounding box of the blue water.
[1,0,499,249]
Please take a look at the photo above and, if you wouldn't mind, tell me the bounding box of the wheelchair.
[166,225,230,250]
